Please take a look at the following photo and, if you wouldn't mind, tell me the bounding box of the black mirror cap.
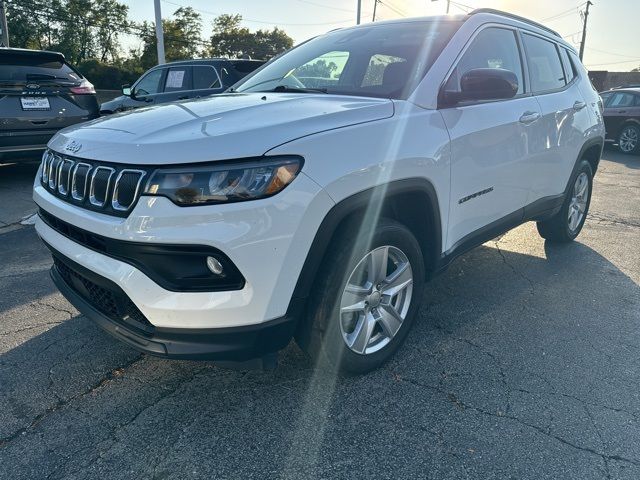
[441,68,519,107]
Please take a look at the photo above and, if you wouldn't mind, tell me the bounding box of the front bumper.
[48,245,298,360]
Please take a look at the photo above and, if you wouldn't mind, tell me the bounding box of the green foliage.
[138,7,204,69]
[6,0,129,63]
[6,3,295,88]
[76,58,143,89]
[208,14,293,60]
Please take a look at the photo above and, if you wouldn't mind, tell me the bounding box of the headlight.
[143,156,302,206]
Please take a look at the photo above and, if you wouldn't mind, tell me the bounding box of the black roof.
[151,58,264,68]
[0,47,65,61]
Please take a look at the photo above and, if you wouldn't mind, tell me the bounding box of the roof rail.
[469,8,561,38]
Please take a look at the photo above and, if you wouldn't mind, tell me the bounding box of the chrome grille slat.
[41,149,148,217]
[71,162,92,201]
[112,169,146,211]
[89,166,116,207]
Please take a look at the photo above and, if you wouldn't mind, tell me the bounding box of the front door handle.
[519,111,541,124]
[178,95,189,100]
[573,100,587,111]
[617,110,627,114]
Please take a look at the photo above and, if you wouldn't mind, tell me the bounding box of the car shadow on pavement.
[2,235,640,479]
[602,147,640,169]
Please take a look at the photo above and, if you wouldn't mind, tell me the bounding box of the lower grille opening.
[53,256,154,336]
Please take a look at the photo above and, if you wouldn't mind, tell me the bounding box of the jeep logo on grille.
[65,141,82,154]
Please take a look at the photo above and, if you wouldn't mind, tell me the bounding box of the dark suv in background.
[0,48,99,162]
[599,87,640,154]
[100,58,264,114]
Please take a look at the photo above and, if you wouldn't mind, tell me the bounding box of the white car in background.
[33,9,605,373]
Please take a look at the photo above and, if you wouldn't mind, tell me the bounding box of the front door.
[440,26,541,251]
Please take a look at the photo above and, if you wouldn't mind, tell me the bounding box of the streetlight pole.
[356,0,362,24]
[153,0,166,64]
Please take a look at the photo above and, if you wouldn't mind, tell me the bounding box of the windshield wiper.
[270,85,328,94]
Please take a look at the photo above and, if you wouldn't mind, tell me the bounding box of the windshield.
[234,20,462,99]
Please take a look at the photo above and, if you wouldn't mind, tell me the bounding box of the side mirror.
[122,84,132,97]
[443,68,519,106]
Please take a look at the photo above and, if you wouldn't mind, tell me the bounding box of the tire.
[618,124,640,155]
[298,218,425,374]
[537,160,593,243]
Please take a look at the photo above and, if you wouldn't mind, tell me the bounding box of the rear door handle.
[617,110,627,114]
[573,101,587,111]
[178,95,189,100]
[519,111,540,124]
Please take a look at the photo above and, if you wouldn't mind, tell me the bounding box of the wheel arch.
[287,178,443,320]
[573,137,604,183]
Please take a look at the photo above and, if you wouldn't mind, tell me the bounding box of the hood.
[49,93,394,164]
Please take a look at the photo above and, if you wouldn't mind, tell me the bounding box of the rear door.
[0,52,96,134]
[440,26,542,250]
[521,34,594,202]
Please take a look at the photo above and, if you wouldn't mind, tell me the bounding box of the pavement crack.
[0,354,144,449]
[0,321,64,337]
[493,239,535,297]
[396,375,640,470]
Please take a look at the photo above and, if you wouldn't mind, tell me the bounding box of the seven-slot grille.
[40,150,148,217]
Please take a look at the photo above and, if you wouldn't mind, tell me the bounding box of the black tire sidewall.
[307,219,425,374]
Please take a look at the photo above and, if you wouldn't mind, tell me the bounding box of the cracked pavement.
[0,149,639,479]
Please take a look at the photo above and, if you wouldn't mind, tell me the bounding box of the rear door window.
[608,92,635,107]
[193,66,221,89]
[523,34,566,92]
[444,27,525,95]
[163,66,192,92]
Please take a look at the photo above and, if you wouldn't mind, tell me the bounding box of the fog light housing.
[206,256,224,275]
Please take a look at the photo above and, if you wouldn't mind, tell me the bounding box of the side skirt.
[434,193,564,274]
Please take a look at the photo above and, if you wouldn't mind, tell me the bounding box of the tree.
[208,15,293,60]
[138,7,203,69]
[5,0,130,63]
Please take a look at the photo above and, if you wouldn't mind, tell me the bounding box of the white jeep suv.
[34,10,605,373]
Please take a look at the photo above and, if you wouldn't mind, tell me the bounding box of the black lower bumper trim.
[50,262,298,362]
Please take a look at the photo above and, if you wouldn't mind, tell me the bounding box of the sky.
[121,0,640,71]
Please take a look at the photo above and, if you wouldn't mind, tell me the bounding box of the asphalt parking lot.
[1,149,639,480]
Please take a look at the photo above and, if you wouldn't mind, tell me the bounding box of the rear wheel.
[537,160,593,243]
[298,219,425,374]
[618,124,639,155]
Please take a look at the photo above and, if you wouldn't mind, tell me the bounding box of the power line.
[377,0,407,18]
[293,0,355,13]
[541,3,585,23]
[160,0,354,27]
[586,46,640,59]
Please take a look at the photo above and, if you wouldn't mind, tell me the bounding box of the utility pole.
[372,0,378,21]
[578,1,593,61]
[431,0,451,15]
[0,1,9,48]
[153,0,166,64]
[356,0,362,24]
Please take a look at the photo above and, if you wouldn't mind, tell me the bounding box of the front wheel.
[298,219,425,374]
[537,160,593,243]
[618,124,639,155]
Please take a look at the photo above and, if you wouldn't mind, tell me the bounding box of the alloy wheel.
[568,172,589,232]
[339,245,413,355]
[620,126,638,153]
